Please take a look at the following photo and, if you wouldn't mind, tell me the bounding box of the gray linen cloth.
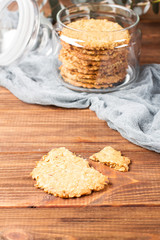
[0,52,160,153]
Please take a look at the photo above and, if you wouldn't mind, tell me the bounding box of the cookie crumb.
[90,146,130,172]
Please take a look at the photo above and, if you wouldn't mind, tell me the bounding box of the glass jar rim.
[57,3,139,33]
[0,0,40,66]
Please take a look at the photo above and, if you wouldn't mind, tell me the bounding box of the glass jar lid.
[0,0,40,66]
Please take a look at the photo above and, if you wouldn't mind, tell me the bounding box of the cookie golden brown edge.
[90,146,131,172]
[31,147,108,198]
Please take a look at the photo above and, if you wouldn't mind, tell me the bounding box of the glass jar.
[55,3,141,92]
[0,0,54,66]
[0,1,141,93]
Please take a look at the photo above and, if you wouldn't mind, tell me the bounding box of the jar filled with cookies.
[55,3,141,92]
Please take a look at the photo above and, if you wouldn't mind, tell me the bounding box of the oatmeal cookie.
[60,47,127,61]
[61,40,127,55]
[60,63,127,78]
[59,19,130,89]
[61,75,124,89]
[31,147,108,198]
[60,19,130,49]
[90,146,131,172]
[61,66,126,82]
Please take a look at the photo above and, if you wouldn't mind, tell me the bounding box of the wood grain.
[0,4,160,239]
[140,22,160,64]
[0,150,160,207]
[1,207,160,240]
[0,99,160,208]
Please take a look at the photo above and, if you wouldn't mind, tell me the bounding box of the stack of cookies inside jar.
[59,19,130,90]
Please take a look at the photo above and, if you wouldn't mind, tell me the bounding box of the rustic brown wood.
[60,0,72,7]
[0,2,160,239]
[1,207,160,240]
[140,22,160,64]
[0,107,160,208]
[140,7,160,23]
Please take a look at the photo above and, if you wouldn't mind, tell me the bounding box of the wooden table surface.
[0,5,160,240]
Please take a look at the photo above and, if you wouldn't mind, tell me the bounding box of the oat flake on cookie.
[31,147,108,198]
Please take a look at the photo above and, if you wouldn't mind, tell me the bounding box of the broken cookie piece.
[90,146,130,172]
[31,147,108,198]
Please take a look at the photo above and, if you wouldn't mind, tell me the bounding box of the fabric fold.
[0,53,160,153]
